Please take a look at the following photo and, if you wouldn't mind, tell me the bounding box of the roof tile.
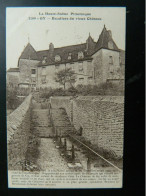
[95,25,119,52]
[20,43,38,60]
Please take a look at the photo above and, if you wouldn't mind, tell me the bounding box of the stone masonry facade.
[7,95,32,170]
[50,96,124,158]
[7,25,125,89]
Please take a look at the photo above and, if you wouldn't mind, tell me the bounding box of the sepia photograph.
[6,7,126,188]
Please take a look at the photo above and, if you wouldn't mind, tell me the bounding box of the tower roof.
[87,33,94,42]
[20,43,38,60]
[95,25,119,52]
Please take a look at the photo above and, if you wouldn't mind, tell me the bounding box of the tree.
[55,67,76,89]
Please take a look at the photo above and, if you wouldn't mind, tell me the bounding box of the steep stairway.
[32,107,54,138]
[51,108,74,136]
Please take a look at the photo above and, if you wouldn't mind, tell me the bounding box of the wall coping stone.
[7,94,32,143]
[51,96,124,104]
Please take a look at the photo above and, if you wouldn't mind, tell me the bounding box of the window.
[41,75,46,84]
[42,67,46,75]
[55,64,59,69]
[78,62,83,72]
[115,65,120,73]
[108,41,114,49]
[68,53,72,60]
[79,78,84,81]
[109,56,113,64]
[31,69,36,74]
[55,55,61,62]
[78,51,84,59]
[42,56,47,64]
[109,66,114,73]
[88,76,93,80]
[70,78,75,83]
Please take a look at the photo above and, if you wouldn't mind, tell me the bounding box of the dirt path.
[37,138,69,171]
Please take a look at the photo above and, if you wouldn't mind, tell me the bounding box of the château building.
[7,25,125,89]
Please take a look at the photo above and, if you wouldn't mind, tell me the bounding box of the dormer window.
[31,69,36,74]
[78,51,84,59]
[55,55,61,62]
[68,53,72,60]
[42,56,47,64]
[108,41,114,49]
[109,56,113,64]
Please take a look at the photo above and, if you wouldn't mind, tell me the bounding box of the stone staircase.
[51,108,75,136]
[31,100,75,138]
[32,108,54,138]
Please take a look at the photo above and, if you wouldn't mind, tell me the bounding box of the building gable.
[19,43,38,61]
[95,25,119,52]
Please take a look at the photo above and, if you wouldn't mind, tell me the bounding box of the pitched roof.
[7,67,19,72]
[86,34,96,55]
[36,26,120,66]
[94,25,119,52]
[20,43,38,60]
[37,43,94,66]
[19,26,122,67]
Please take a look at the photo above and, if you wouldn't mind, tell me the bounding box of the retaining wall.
[7,94,32,170]
[50,96,124,158]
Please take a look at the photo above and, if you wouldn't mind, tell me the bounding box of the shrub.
[38,81,124,99]
[7,86,30,110]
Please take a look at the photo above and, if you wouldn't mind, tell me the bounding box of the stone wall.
[37,64,61,89]
[7,72,20,87]
[37,60,94,89]
[50,96,124,158]
[92,50,103,85]
[7,94,32,170]
[92,48,124,86]
[19,59,39,85]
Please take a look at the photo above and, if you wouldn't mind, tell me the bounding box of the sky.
[6,7,126,70]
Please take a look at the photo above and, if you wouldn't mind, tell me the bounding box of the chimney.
[49,43,54,56]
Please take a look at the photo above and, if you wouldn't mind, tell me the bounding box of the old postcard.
[6,7,126,188]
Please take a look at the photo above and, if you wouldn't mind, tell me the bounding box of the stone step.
[55,126,74,133]
[51,113,70,119]
[51,116,70,120]
[32,119,50,122]
[34,127,54,138]
[51,108,74,134]
[32,107,74,136]
[32,110,49,114]
[53,123,72,127]
[32,109,52,127]
[52,119,71,123]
